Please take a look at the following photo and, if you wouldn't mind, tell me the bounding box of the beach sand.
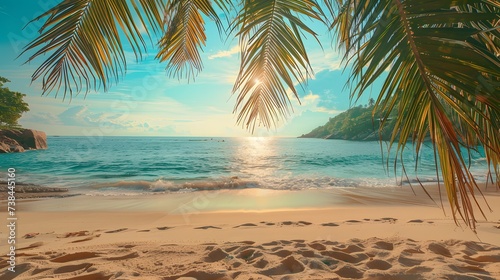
[1,185,499,279]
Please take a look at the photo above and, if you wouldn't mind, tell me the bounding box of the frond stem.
[392,0,434,94]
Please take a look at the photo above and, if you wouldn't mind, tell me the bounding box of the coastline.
[1,184,499,279]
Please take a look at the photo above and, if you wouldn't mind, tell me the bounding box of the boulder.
[0,129,47,153]
[0,142,10,153]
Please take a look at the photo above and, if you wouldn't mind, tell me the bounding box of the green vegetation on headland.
[0,76,29,129]
[0,76,47,153]
[299,104,398,141]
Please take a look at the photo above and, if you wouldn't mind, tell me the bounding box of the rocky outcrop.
[0,129,47,153]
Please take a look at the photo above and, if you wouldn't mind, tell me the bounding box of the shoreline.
[4,182,498,210]
[0,182,70,200]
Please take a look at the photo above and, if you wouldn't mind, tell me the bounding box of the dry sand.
[1,185,499,279]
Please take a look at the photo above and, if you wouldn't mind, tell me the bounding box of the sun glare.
[236,137,277,178]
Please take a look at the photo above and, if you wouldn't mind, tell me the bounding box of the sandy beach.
[1,184,499,279]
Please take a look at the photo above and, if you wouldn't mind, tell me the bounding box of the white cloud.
[208,45,240,59]
[291,91,344,118]
[21,112,61,125]
[303,93,320,102]
[308,49,343,74]
[314,107,344,115]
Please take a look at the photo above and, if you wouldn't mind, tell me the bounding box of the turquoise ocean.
[0,137,490,196]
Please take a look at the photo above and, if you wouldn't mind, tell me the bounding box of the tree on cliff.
[19,0,500,230]
[0,77,29,128]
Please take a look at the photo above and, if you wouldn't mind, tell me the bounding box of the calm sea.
[0,137,489,195]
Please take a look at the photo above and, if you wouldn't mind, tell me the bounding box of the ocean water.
[0,137,489,195]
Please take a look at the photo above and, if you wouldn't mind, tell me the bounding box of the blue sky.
[0,1,383,137]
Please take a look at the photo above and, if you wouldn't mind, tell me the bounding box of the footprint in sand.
[119,244,137,249]
[0,263,33,280]
[366,259,392,270]
[428,242,452,257]
[237,248,263,261]
[272,249,293,258]
[51,252,100,263]
[322,222,339,227]
[253,258,269,269]
[261,241,279,246]
[408,219,425,223]
[381,217,398,223]
[60,231,90,238]
[205,248,229,262]
[278,221,312,226]
[54,263,93,274]
[374,241,394,251]
[308,242,327,251]
[335,264,364,279]
[105,228,128,233]
[337,244,364,253]
[466,254,500,263]
[105,252,139,261]
[18,242,44,251]
[71,235,99,243]
[261,255,305,275]
[321,251,369,263]
[23,232,39,239]
[398,254,424,267]
[234,223,258,228]
[31,267,51,275]
[298,249,316,257]
[156,226,173,230]
[194,226,222,230]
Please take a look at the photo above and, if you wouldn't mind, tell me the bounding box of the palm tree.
[21,0,499,230]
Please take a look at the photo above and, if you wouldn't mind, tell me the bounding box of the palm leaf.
[21,0,164,98]
[156,0,230,80]
[231,0,327,131]
[334,0,500,230]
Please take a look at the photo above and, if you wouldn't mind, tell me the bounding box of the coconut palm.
[22,0,499,230]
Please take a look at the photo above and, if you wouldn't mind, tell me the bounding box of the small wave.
[84,177,260,194]
[75,175,406,196]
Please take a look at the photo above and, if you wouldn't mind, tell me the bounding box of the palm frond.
[156,0,229,80]
[334,0,500,230]
[21,0,164,99]
[231,0,326,131]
